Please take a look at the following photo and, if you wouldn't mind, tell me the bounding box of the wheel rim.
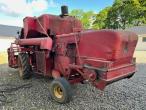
[54,85,63,99]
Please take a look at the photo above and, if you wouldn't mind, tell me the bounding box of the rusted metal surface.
[7,8,138,91]
[35,51,46,74]
[7,43,19,68]
[15,37,52,50]
[23,14,82,38]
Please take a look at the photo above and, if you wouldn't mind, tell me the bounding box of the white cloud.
[0,17,23,26]
[31,0,48,12]
[0,0,58,17]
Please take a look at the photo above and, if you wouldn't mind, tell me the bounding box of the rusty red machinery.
[7,6,138,103]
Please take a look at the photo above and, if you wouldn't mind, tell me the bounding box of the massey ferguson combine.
[7,6,138,103]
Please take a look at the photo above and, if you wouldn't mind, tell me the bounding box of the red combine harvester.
[7,6,138,103]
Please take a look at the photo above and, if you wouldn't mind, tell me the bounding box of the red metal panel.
[102,64,136,80]
[7,43,19,68]
[15,37,53,50]
[23,14,82,38]
[78,30,138,64]
[23,17,36,38]
[93,64,136,90]
[36,51,46,74]
[35,51,53,76]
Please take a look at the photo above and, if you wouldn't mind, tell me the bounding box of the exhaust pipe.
[61,5,68,16]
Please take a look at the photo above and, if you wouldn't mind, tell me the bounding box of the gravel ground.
[0,63,146,110]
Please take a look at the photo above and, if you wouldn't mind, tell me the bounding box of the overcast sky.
[0,0,114,27]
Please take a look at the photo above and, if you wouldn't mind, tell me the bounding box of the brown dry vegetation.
[0,52,8,64]
[134,51,146,63]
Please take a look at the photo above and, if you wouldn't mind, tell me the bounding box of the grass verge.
[0,52,8,64]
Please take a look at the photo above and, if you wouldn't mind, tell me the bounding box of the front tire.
[50,78,72,103]
[18,53,32,79]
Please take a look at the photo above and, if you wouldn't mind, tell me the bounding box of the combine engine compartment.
[7,6,138,103]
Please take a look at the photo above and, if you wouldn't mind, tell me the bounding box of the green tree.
[70,9,84,20]
[93,7,111,29]
[137,0,146,25]
[70,0,146,30]
[70,10,95,29]
[81,11,96,29]
[106,0,146,29]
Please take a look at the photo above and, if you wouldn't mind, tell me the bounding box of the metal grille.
[35,51,46,73]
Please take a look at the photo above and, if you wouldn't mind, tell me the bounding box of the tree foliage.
[70,0,146,29]
[93,7,111,29]
[106,0,146,29]
[70,10,95,29]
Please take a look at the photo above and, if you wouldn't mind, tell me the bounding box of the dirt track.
[0,63,146,110]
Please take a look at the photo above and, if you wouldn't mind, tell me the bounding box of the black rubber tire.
[127,72,135,79]
[50,78,72,103]
[18,53,32,79]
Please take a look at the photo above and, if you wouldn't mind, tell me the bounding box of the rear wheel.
[18,53,32,79]
[50,78,72,103]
